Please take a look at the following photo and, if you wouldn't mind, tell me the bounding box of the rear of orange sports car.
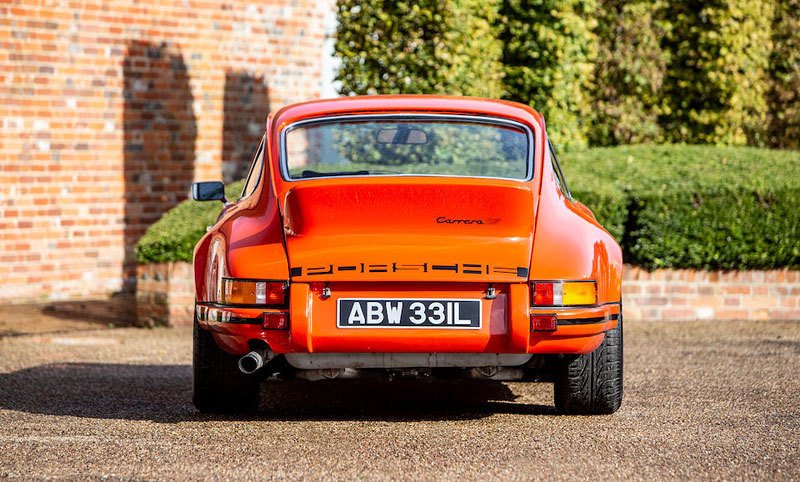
[191,95,623,415]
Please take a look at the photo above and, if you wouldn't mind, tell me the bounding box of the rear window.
[282,116,531,181]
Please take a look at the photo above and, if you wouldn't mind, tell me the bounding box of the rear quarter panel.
[193,140,289,303]
[530,148,623,304]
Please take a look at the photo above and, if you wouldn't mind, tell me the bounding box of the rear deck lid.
[282,179,534,282]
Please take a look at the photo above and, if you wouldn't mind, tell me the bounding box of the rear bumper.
[196,282,620,357]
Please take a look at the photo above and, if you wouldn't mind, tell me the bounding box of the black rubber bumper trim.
[532,301,621,309]
[558,313,620,326]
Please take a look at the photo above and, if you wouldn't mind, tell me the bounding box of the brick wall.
[623,266,800,321]
[0,0,335,302]
[138,263,800,327]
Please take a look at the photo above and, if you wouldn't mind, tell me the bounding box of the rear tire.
[554,316,623,415]
[193,319,260,414]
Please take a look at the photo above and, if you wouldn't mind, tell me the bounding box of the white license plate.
[337,298,481,329]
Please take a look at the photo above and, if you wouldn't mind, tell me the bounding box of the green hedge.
[136,146,800,270]
[135,181,244,264]
[626,188,799,270]
[334,0,504,98]
[562,145,800,269]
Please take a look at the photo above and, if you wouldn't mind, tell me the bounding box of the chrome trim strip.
[196,304,287,324]
[278,113,535,183]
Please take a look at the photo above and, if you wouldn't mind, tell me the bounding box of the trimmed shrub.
[768,0,800,149]
[334,0,504,98]
[588,0,667,146]
[135,181,244,264]
[627,187,799,270]
[564,145,800,194]
[500,0,598,149]
[562,145,800,269]
[659,0,774,145]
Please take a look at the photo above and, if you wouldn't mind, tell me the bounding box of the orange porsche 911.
[191,95,623,415]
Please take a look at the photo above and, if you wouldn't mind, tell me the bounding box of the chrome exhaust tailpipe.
[238,349,272,375]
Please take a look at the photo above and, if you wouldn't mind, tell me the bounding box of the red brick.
[646,285,662,295]
[666,284,692,294]
[780,298,797,308]
[716,309,749,320]
[721,285,751,295]
[724,297,740,306]
[640,297,669,306]
[768,309,800,320]
[698,286,714,295]
[623,284,642,294]
[662,309,694,320]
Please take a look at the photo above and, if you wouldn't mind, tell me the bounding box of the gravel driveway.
[0,320,798,480]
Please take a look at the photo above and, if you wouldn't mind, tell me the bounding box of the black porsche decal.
[293,263,528,278]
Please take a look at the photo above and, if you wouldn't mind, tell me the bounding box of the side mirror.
[192,181,227,203]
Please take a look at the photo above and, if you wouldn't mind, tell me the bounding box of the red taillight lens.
[531,314,558,331]
[259,281,288,305]
[532,283,554,306]
[262,312,288,330]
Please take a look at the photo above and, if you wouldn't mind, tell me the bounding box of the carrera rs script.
[436,216,500,225]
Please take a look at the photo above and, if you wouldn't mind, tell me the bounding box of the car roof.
[270,95,545,130]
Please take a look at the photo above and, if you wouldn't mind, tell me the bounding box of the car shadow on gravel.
[0,363,556,422]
